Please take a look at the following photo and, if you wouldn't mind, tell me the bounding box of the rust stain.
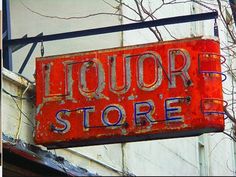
[35,37,224,148]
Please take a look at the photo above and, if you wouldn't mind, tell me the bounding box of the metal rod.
[3,0,13,70]
[12,34,28,53]
[4,11,218,46]
[18,42,37,74]
[18,33,43,74]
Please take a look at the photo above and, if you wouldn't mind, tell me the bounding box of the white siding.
[9,0,122,81]
[3,0,236,176]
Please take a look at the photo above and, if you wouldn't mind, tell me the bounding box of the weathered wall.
[2,0,236,176]
[3,68,235,176]
[9,0,122,81]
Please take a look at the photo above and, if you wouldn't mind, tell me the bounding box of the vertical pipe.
[3,0,13,70]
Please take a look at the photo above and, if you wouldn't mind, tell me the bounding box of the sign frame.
[35,37,225,149]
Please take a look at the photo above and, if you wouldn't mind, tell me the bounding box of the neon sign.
[35,37,225,149]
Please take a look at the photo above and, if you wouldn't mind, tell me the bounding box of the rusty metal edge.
[3,133,97,177]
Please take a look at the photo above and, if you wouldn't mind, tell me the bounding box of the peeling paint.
[35,38,224,148]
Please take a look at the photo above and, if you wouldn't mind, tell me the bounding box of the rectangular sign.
[35,37,225,149]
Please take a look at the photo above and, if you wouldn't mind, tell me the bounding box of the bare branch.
[20,0,140,22]
[224,106,236,124]
[139,0,163,41]
[217,0,236,43]
[223,131,236,142]
[114,0,140,16]
[102,0,119,9]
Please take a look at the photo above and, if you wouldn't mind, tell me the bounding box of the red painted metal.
[35,37,225,149]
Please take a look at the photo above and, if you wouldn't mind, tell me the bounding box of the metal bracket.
[18,33,43,74]
[11,34,28,53]
[198,52,227,82]
[3,10,218,71]
[4,11,218,47]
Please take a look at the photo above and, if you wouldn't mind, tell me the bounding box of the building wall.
[2,0,236,176]
[9,0,122,81]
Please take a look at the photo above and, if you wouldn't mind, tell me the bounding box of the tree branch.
[224,106,236,124]
[217,0,236,43]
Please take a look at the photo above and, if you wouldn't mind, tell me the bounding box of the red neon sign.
[35,37,225,149]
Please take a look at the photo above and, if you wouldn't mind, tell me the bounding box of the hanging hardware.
[41,40,44,57]
[214,19,219,37]
[4,11,218,47]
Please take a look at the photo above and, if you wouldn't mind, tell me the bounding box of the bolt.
[50,124,55,131]
[87,61,94,67]
[110,57,114,63]
[140,119,147,126]
[44,64,49,70]
[186,96,191,103]
[55,156,64,163]
[187,80,192,86]
[123,122,129,128]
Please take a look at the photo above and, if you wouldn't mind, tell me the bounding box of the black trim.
[3,134,97,177]
[4,12,218,46]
